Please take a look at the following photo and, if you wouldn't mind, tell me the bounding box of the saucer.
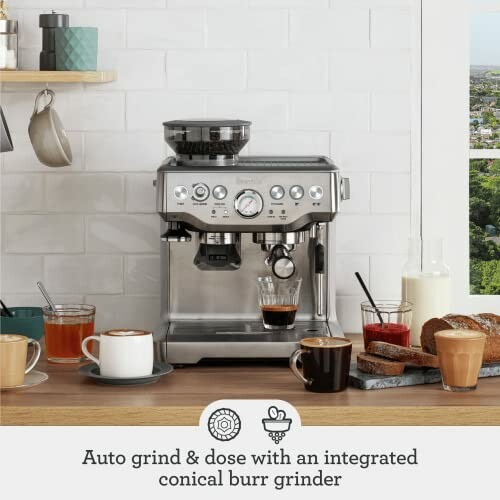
[79,363,174,385]
[0,370,49,391]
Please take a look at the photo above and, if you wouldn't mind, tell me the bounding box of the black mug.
[290,337,352,393]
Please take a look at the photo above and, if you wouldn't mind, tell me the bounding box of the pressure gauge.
[234,189,263,218]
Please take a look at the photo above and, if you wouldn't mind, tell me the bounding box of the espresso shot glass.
[257,276,302,330]
[290,337,352,393]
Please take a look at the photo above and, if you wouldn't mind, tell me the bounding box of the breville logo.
[236,176,263,185]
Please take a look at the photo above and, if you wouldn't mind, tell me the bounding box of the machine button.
[270,185,285,200]
[174,185,188,201]
[212,185,228,200]
[192,183,209,202]
[289,185,304,200]
[309,185,324,200]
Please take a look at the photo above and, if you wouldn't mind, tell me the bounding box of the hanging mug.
[0,106,14,153]
[28,89,72,167]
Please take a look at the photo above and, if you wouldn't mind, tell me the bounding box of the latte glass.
[435,330,486,392]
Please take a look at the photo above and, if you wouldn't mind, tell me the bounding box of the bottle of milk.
[402,238,450,346]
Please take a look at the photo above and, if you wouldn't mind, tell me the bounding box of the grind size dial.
[234,189,263,218]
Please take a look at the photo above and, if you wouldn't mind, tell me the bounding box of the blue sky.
[471,12,500,65]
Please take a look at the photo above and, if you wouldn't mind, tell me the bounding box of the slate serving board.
[349,362,500,390]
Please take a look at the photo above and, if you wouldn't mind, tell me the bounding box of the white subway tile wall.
[0,0,417,332]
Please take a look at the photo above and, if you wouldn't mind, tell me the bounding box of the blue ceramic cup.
[0,307,44,341]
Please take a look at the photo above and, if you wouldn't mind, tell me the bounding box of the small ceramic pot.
[0,307,45,341]
[28,89,72,167]
[55,27,98,71]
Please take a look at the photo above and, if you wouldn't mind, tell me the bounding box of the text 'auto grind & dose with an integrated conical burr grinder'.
[154,119,350,364]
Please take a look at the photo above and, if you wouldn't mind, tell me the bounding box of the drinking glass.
[361,300,412,349]
[257,276,302,330]
[43,304,95,363]
[435,330,486,392]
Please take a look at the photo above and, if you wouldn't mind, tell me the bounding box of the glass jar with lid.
[0,19,18,70]
[402,238,451,346]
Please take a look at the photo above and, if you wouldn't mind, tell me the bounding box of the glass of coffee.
[43,304,95,363]
[257,276,302,330]
[361,300,412,349]
[435,330,486,392]
[290,337,352,393]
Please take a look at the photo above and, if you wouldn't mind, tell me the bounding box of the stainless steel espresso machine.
[155,119,350,364]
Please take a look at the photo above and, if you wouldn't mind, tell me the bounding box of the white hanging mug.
[82,330,154,378]
[28,89,72,167]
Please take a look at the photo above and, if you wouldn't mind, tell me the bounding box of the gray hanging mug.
[28,89,72,167]
[0,106,14,153]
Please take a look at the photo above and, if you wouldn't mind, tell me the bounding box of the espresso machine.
[155,119,350,364]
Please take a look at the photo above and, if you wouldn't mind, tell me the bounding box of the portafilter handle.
[267,245,295,280]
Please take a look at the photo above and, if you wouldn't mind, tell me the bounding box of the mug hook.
[32,88,55,118]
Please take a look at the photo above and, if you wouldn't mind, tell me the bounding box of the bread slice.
[357,352,405,376]
[420,313,500,363]
[367,341,439,368]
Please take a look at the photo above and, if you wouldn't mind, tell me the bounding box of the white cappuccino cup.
[82,330,153,378]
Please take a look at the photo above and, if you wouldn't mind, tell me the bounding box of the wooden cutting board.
[349,362,500,390]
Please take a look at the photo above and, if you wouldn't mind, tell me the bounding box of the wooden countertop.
[2,335,500,426]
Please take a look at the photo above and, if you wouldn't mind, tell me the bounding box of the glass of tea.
[42,304,96,363]
[257,276,302,330]
[361,300,412,349]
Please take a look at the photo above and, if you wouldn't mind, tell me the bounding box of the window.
[469,10,500,295]
[421,0,499,311]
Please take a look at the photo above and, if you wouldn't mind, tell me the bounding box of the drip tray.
[158,321,332,364]
[167,320,329,343]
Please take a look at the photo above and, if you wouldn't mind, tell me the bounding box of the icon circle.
[208,408,241,441]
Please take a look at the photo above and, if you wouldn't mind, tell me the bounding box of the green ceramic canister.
[0,307,44,341]
[54,27,98,71]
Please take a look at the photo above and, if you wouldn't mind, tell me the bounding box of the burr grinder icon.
[262,406,292,444]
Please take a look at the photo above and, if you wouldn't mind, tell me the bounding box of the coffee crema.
[0,334,25,343]
[102,330,151,337]
[435,330,485,340]
[300,337,352,349]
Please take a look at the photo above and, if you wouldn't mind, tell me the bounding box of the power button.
[174,185,188,201]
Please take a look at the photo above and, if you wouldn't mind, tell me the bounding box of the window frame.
[421,0,499,311]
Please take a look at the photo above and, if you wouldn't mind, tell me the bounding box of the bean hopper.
[155,119,350,364]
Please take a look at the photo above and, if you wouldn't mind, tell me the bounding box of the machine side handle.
[340,176,350,201]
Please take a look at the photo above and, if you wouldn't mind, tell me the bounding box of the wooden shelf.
[0,70,116,83]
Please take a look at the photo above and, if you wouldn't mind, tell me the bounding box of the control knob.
[289,185,304,200]
[192,183,210,202]
[213,185,227,200]
[270,185,285,200]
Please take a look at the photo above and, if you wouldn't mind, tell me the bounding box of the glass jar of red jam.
[361,300,413,350]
